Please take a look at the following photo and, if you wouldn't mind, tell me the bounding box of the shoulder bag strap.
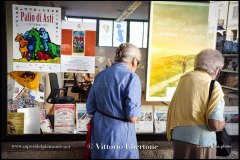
[208,80,215,102]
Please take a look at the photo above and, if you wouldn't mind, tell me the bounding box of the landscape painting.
[146,1,215,101]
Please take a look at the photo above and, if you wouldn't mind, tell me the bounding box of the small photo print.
[64,72,74,80]
[73,31,84,54]
[78,112,86,120]
[14,87,19,94]
[145,112,152,121]
[225,114,239,123]
[223,57,238,71]
[156,113,167,121]
[138,112,145,121]
[40,109,47,121]
[38,83,44,92]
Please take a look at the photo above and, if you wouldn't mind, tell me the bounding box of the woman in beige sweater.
[167,49,225,159]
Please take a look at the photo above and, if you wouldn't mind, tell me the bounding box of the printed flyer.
[224,106,239,135]
[40,118,53,133]
[11,87,40,112]
[61,55,95,73]
[54,104,75,133]
[135,105,153,133]
[154,106,168,134]
[76,103,92,132]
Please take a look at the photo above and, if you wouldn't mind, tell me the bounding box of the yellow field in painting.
[13,57,61,63]
[150,54,195,97]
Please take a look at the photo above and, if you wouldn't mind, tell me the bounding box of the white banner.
[61,55,95,73]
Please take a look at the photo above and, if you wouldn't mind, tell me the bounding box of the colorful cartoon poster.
[224,106,239,135]
[12,4,61,72]
[7,112,24,134]
[135,105,153,133]
[54,104,75,133]
[113,21,127,47]
[146,2,215,101]
[99,20,113,46]
[76,103,92,132]
[154,106,168,134]
[11,87,40,112]
[73,31,84,54]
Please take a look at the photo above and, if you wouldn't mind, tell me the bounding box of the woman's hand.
[128,117,138,123]
[208,119,225,132]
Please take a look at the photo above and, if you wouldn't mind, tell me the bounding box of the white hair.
[194,49,224,75]
[114,43,141,63]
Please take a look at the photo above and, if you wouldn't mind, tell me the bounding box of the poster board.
[12,4,61,72]
[61,21,96,73]
[146,2,216,101]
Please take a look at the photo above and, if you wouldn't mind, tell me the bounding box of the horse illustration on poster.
[15,27,60,62]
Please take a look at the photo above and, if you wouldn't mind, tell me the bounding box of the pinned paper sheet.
[18,107,40,134]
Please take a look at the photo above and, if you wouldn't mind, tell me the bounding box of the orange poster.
[85,31,96,56]
[61,29,73,55]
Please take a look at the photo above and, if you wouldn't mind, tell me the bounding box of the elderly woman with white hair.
[86,43,142,159]
[166,49,225,159]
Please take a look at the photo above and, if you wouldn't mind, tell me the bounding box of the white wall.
[95,47,147,91]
